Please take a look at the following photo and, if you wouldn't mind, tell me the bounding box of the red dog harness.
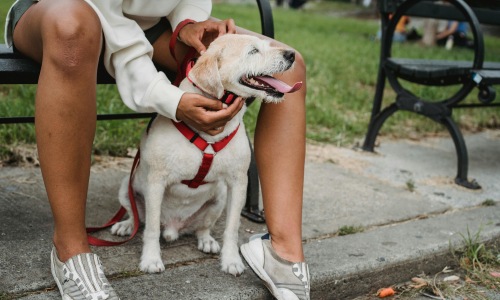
[173,121,240,188]
[176,58,241,188]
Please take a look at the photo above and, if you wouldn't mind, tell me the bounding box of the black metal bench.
[363,0,500,189]
[0,0,274,222]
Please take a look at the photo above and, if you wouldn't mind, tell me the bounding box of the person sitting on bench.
[5,0,310,299]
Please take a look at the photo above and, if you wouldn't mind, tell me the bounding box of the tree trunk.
[422,19,438,46]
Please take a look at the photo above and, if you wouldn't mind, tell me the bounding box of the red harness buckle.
[173,120,240,188]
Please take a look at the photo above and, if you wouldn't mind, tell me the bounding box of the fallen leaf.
[441,266,453,273]
[377,287,395,298]
[410,283,427,289]
[443,275,460,282]
[412,277,427,284]
[410,277,428,289]
[490,271,500,278]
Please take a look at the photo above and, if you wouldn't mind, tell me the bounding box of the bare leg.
[237,28,307,262]
[13,0,103,261]
[255,58,306,262]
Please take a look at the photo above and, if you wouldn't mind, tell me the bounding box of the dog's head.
[187,34,302,103]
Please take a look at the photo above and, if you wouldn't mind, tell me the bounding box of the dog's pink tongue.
[255,76,303,93]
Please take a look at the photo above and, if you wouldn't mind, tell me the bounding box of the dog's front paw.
[140,257,165,273]
[197,235,221,254]
[110,219,134,236]
[221,254,245,276]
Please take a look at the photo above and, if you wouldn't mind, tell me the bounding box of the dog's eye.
[248,47,259,55]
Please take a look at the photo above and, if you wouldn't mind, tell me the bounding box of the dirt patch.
[0,144,39,167]
[3,142,354,169]
[305,141,373,173]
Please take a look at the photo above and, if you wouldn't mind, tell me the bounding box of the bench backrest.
[0,0,274,123]
[380,0,500,25]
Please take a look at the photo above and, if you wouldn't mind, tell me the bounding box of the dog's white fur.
[110,34,296,276]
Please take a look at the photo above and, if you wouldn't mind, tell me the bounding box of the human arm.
[85,0,215,122]
[436,21,458,40]
[85,0,242,132]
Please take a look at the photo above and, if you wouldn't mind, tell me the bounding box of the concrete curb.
[1,131,499,299]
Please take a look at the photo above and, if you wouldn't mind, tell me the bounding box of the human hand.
[178,19,236,54]
[175,93,244,135]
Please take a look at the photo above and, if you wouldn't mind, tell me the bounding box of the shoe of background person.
[51,247,120,300]
[240,233,310,300]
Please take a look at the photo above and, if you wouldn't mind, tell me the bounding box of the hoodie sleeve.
[84,0,209,121]
[167,0,212,31]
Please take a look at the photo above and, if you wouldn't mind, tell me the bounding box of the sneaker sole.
[240,243,283,300]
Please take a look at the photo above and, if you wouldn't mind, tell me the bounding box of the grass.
[1,1,500,158]
[405,179,416,192]
[338,224,364,236]
[482,199,496,206]
[390,226,500,300]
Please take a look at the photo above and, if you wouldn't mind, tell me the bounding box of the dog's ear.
[188,52,225,99]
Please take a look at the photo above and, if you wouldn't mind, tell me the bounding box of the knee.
[292,50,306,79]
[41,2,102,71]
[287,49,306,99]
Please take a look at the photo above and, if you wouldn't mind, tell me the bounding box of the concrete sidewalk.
[1,130,499,299]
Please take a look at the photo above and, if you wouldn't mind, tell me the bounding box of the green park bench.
[363,0,500,189]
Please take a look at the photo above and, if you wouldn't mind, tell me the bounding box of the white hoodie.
[5,0,211,121]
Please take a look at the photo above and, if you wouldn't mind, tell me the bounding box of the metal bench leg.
[241,136,265,223]
[362,103,399,152]
[440,116,481,190]
[362,65,390,151]
[238,0,272,224]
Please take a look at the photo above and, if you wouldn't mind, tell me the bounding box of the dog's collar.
[185,59,239,106]
[172,120,240,188]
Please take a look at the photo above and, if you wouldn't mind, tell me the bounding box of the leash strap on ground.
[86,150,141,246]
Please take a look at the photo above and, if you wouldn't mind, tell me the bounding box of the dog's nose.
[283,50,295,63]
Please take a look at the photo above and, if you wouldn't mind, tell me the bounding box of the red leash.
[86,150,141,246]
[86,19,199,246]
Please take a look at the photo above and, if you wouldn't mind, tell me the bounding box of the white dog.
[110,34,301,276]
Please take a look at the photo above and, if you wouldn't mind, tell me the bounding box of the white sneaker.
[240,233,310,300]
[50,247,120,300]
